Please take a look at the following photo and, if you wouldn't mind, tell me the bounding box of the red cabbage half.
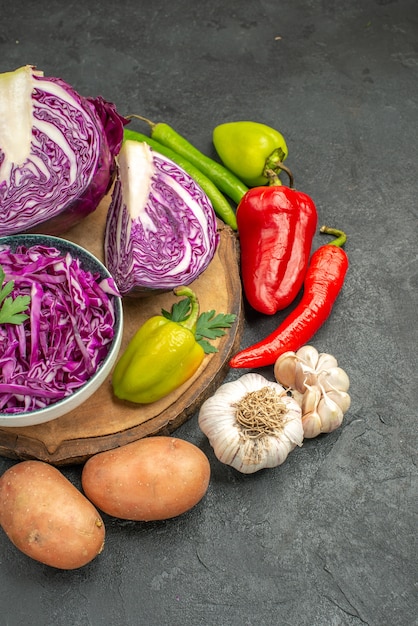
[104,140,219,296]
[0,65,127,236]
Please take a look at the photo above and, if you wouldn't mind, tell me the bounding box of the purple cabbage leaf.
[0,65,127,236]
[104,140,219,296]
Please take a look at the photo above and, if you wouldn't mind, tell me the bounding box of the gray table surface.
[0,1,417,625]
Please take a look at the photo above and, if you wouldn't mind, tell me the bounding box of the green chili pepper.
[112,286,205,404]
[127,115,249,206]
[212,121,288,187]
[123,127,238,230]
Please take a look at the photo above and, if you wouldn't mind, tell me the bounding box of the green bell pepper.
[212,120,288,187]
[112,286,205,404]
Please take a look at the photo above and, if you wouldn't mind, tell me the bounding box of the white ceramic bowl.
[0,234,123,427]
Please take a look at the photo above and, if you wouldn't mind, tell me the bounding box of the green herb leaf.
[0,265,31,325]
[197,339,219,354]
[161,296,191,323]
[161,296,236,355]
[195,310,237,354]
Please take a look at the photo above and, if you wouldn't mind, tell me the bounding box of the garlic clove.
[211,429,242,466]
[300,385,322,438]
[265,438,293,468]
[326,388,351,413]
[295,345,319,369]
[273,351,298,388]
[317,393,344,433]
[301,384,321,415]
[291,388,304,408]
[302,410,322,438]
[315,352,339,373]
[294,361,317,393]
[200,411,232,438]
[282,414,305,449]
[198,395,238,439]
[318,366,350,393]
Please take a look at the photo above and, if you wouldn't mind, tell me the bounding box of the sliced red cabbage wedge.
[104,140,219,296]
[0,65,126,236]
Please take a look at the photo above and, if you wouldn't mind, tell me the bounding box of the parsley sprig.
[162,296,237,354]
[0,265,31,325]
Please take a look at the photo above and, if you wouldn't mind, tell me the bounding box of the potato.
[81,436,211,521]
[0,460,105,570]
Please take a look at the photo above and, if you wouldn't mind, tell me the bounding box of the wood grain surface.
[0,195,243,465]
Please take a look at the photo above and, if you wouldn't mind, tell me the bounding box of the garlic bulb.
[198,373,303,474]
[274,345,351,439]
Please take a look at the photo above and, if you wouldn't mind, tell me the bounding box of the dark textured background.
[0,1,417,625]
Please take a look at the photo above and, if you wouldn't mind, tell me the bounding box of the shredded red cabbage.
[0,243,120,414]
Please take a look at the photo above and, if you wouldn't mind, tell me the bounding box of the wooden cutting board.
[0,195,243,466]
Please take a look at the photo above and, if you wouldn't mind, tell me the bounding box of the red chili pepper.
[237,166,317,315]
[229,226,349,369]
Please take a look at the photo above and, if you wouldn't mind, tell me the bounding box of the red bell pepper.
[229,227,349,369]
[237,166,317,315]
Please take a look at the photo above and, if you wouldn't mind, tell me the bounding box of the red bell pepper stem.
[229,226,349,369]
[264,162,294,187]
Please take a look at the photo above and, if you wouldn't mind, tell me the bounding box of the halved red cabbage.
[0,65,127,236]
[0,243,120,414]
[104,140,219,296]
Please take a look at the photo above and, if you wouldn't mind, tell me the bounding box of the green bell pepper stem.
[264,147,287,174]
[319,226,347,247]
[265,162,294,188]
[173,285,200,333]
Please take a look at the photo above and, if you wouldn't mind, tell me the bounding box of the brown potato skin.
[0,460,105,570]
[81,436,211,521]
